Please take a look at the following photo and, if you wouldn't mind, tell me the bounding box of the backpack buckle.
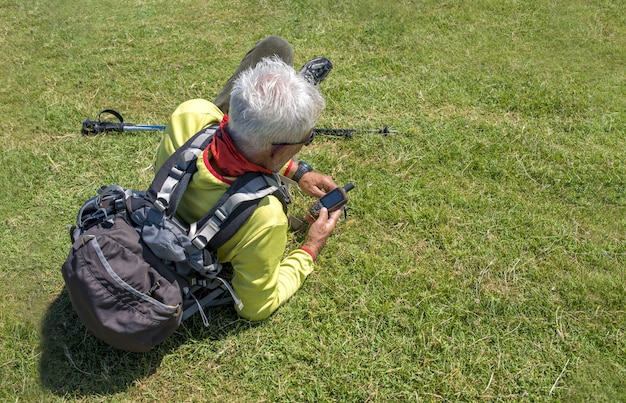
[192,235,207,250]
[154,198,168,212]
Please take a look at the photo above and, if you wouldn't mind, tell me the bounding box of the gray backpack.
[61,125,289,352]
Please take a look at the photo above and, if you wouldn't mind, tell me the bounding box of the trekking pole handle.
[81,109,126,135]
[81,109,165,135]
[81,118,125,135]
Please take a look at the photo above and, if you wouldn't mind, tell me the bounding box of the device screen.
[320,188,345,208]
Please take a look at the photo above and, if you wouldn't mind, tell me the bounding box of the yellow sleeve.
[218,196,314,321]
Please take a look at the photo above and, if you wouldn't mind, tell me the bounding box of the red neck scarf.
[208,115,272,177]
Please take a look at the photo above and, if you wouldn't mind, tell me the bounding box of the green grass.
[1,0,625,401]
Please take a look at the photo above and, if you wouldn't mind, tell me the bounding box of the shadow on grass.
[39,288,243,397]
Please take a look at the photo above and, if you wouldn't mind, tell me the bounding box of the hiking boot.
[298,57,333,86]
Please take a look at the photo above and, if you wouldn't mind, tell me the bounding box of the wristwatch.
[292,161,313,183]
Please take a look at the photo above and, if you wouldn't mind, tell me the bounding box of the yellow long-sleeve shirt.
[154,99,314,321]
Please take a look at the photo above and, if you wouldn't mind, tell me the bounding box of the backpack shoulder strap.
[191,172,289,251]
[146,124,219,216]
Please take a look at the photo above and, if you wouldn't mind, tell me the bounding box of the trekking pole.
[81,110,396,137]
[81,109,165,135]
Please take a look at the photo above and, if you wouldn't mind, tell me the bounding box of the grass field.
[1,0,624,401]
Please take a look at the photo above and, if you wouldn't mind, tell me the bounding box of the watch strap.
[292,161,313,183]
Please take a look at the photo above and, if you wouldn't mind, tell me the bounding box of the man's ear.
[268,144,299,172]
[270,144,289,158]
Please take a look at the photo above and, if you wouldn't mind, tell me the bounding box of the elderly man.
[154,36,343,321]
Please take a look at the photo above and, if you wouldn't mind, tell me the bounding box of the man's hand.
[298,171,337,198]
[301,207,343,260]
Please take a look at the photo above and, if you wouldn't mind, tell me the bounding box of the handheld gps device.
[310,182,355,217]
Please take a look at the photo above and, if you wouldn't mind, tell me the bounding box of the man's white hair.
[228,57,325,157]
